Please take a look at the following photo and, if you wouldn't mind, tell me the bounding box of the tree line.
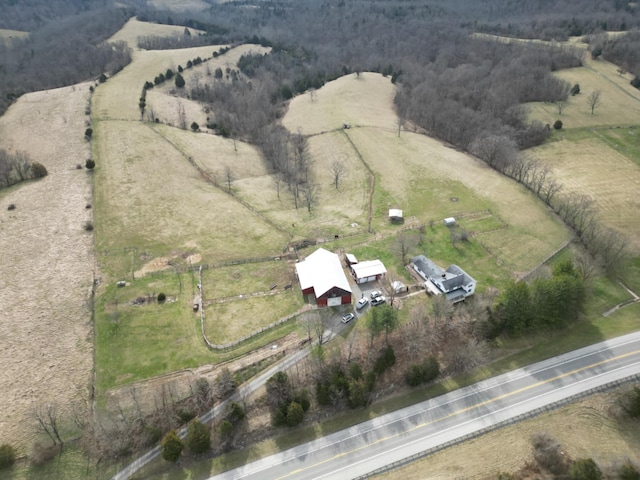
[0,149,47,189]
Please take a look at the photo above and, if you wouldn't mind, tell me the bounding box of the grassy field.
[0,83,95,450]
[108,17,205,48]
[532,129,640,253]
[282,72,398,135]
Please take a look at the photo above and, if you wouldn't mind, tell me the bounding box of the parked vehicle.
[356,297,369,309]
[370,290,382,299]
[341,312,355,323]
[371,296,386,306]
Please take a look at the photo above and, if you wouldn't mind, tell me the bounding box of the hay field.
[345,126,569,271]
[378,390,640,480]
[533,135,640,252]
[108,17,205,48]
[0,84,94,450]
[283,72,398,135]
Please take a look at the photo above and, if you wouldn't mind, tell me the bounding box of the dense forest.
[0,6,132,116]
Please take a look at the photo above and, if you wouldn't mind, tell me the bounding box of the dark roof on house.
[411,255,476,296]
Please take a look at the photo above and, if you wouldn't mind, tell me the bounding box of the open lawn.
[200,261,296,299]
[0,83,94,450]
[204,292,304,345]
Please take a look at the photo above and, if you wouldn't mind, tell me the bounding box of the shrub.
[76,163,83,169]
[227,402,245,424]
[622,386,640,418]
[374,345,396,375]
[315,381,330,406]
[142,425,162,446]
[7,204,15,211]
[191,122,199,132]
[219,420,234,439]
[570,458,602,480]
[0,444,16,469]
[553,120,563,130]
[619,462,640,480]
[570,83,580,95]
[99,73,107,83]
[30,442,60,466]
[286,401,304,427]
[292,389,310,412]
[157,292,166,303]
[85,159,95,170]
[83,221,94,231]
[175,407,195,424]
[84,128,93,140]
[30,162,47,178]
[631,76,640,90]
[175,73,185,88]
[532,432,569,475]
[160,430,183,462]
[186,420,210,454]
[348,362,363,381]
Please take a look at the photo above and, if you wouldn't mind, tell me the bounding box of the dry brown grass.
[528,58,640,128]
[108,17,205,48]
[282,72,398,135]
[375,390,640,480]
[532,135,640,252]
[92,120,289,274]
[148,0,210,12]
[0,83,95,450]
[234,130,371,238]
[0,28,28,44]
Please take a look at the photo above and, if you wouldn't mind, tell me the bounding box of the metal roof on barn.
[296,248,352,297]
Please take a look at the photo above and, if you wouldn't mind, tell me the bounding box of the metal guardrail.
[356,373,640,479]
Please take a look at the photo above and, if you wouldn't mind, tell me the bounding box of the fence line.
[355,372,640,480]
[518,239,573,282]
[198,265,307,352]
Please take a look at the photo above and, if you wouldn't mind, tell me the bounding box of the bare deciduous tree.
[394,230,420,264]
[587,90,601,115]
[224,165,233,192]
[556,99,568,115]
[302,182,320,213]
[329,160,347,189]
[32,403,64,446]
[177,101,187,129]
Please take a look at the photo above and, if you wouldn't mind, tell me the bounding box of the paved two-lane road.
[210,331,640,480]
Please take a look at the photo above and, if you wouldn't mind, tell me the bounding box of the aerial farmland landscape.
[1,1,640,479]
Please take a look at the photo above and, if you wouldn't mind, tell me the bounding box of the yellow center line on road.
[277,349,640,479]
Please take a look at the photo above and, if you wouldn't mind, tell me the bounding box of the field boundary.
[356,372,640,480]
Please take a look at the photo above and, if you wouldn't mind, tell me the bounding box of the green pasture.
[204,293,304,345]
[200,260,295,300]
